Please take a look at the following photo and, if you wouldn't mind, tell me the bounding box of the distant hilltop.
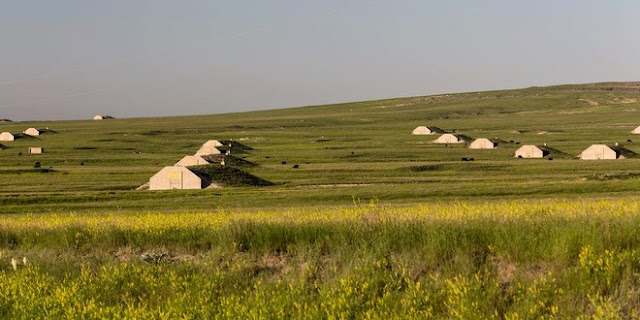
[539,81,640,91]
[3,81,640,122]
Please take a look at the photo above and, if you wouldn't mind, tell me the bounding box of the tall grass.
[0,200,639,317]
[2,200,640,259]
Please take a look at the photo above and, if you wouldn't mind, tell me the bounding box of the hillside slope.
[1,82,640,213]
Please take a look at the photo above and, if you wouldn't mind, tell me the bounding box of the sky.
[1,1,639,121]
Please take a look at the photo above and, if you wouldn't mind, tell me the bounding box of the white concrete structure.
[412,126,443,135]
[632,126,640,134]
[0,132,15,142]
[202,140,224,148]
[469,138,496,149]
[195,145,222,156]
[24,128,40,136]
[28,147,43,154]
[149,166,203,190]
[580,144,617,160]
[433,134,465,144]
[515,145,544,158]
[93,115,113,120]
[175,155,210,167]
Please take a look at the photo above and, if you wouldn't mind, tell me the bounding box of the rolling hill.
[1,82,640,213]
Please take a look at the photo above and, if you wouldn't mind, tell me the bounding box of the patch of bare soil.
[115,248,198,264]
[115,247,136,262]
[578,98,599,106]
[610,97,638,104]
[136,183,149,190]
[559,110,592,115]
[495,258,517,285]
[260,254,288,270]
[254,254,294,279]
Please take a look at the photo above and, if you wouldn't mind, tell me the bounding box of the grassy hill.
[189,164,274,187]
[2,82,640,213]
[4,82,640,318]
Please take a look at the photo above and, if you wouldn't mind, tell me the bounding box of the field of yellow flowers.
[1,199,640,318]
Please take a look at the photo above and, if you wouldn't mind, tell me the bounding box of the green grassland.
[3,82,640,317]
[2,82,640,213]
[1,201,640,318]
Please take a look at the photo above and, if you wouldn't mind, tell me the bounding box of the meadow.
[2,82,640,317]
[1,200,640,318]
[1,82,640,213]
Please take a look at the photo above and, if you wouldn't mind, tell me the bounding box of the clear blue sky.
[1,1,639,120]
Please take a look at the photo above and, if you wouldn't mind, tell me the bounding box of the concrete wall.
[580,145,617,160]
[149,166,202,190]
[195,146,221,156]
[28,147,43,154]
[175,155,210,167]
[0,132,14,141]
[469,138,495,149]
[434,134,462,144]
[202,140,224,147]
[24,128,40,136]
[412,126,432,135]
[515,145,543,158]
